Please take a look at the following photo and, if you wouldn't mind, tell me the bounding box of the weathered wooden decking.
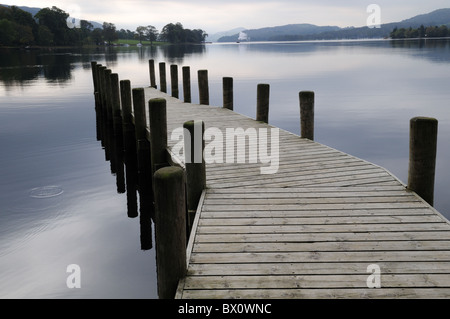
[143,88,450,299]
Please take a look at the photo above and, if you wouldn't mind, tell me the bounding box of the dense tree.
[117,28,136,40]
[0,6,36,46]
[35,6,70,45]
[91,28,104,45]
[102,22,118,44]
[37,25,54,45]
[0,19,16,45]
[160,23,207,43]
[146,25,159,45]
[391,24,449,39]
[136,26,147,43]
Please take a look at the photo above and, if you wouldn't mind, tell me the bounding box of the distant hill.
[0,4,103,29]
[218,8,450,42]
[206,27,246,42]
[218,24,340,42]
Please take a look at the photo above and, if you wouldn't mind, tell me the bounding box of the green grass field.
[113,39,165,46]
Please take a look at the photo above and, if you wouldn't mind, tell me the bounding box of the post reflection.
[94,95,154,251]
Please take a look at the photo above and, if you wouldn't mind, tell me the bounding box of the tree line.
[0,5,207,47]
[390,25,449,39]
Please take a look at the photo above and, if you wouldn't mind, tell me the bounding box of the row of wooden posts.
[90,59,438,299]
[148,59,438,206]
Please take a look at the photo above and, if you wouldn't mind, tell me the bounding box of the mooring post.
[299,91,315,140]
[132,88,147,144]
[407,117,438,206]
[223,77,233,110]
[120,80,132,125]
[98,66,107,110]
[149,98,168,176]
[256,83,270,123]
[183,120,206,231]
[198,70,209,105]
[159,62,167,93]
[110,73,122,121]
[182,66,191,103]
[149,59,157,88]
[104,69,113,121]
[120,80,136,158]
[91,61,98,93]
[132,88,151,183]
[170,64,179,99]
[154,166,186,299]
[94,63,103,108]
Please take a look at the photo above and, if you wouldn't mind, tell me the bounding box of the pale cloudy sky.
[3,0,449,33]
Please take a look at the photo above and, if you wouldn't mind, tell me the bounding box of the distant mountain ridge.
[218,8,450,42]
[218,24,341,42]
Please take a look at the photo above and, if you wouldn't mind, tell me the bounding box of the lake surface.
[1,39,449,298]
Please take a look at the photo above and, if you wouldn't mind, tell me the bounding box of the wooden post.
[256,83,270,123]
[182,66,191,103]
[299,91,315,140]
[149,59,157,88]
[198,70,209,105]
[149,98,168,176]
[183,120,206,230]
[96,64,104,101]
[132,88,151,184]
[407,117,438,206]
[154,166,186,299]
[104,69,113,121]
[132,88,147,142]
[98,66,107,109]
[110,73,121,118]
[91,61,98,93]
[94,64,103,108]
[170,64,179,98]
[159,62,167,93]
[223,77,233,110]
[120,80,132,125]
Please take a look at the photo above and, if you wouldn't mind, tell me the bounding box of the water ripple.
[29,186,64,199]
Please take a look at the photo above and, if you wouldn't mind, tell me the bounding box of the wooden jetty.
[91,61,450,299]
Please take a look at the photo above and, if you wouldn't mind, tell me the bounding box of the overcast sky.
[3,0,449,34]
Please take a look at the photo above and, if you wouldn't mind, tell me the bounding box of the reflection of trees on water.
[0,45,207,87]
[159,44,206,64]
[390,39,450,63]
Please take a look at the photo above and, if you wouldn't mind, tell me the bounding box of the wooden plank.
[189,250,450,264]
[196,223,450,234]
[183,274,450,289]
[203,196,419,205]
[205,190,411,198]
[195,231,450,243]
[192,240,450,253]
[179,288,450,299]
[206,185,408,193]
[187,261,450,276]
[202,202,429,212]
[200,208,436,218]
[198,215,444,227]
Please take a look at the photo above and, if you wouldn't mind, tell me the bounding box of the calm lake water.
[1,39,449,298]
